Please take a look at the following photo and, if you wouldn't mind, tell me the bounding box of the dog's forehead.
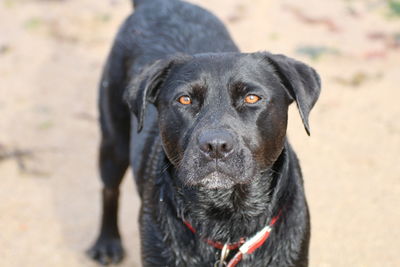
[162,53,281,99]
[167,53,276,90]
[191,53,271,76]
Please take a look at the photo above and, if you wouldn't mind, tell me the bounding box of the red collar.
[183,211,281,267]
[183,221,246,250]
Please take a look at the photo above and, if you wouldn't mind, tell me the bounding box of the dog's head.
[126,52,320,189]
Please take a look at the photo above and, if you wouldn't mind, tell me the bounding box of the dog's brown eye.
[244,94,261,104]
[178,95,192,105]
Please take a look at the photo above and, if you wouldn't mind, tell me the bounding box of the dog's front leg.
[87,41,131,265]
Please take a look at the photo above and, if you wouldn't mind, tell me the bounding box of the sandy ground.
[0,0,399,266]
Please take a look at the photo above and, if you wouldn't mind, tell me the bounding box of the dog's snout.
[198,130,235,159]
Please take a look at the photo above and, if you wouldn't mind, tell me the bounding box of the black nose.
[198,130,235,159]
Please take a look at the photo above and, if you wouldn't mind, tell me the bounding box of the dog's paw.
[87,237,125,265]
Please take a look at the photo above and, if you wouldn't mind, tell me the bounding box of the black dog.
[87,0,321,266]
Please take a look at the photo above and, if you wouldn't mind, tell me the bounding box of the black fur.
[87,0,321,266]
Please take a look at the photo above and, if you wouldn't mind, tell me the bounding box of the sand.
[1,0,399,266]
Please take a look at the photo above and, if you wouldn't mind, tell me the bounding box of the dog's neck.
[160,144,294,244]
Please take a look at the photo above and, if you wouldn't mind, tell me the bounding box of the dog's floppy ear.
[263,52,321,135]
[125,54,190,132]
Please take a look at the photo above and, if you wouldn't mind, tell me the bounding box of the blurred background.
[0,0,399,266]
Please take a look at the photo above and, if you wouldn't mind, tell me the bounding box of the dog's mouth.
[195,171,236,189]
[176,145,256,189]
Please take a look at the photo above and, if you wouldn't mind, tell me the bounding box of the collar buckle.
[214,243,230,267]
